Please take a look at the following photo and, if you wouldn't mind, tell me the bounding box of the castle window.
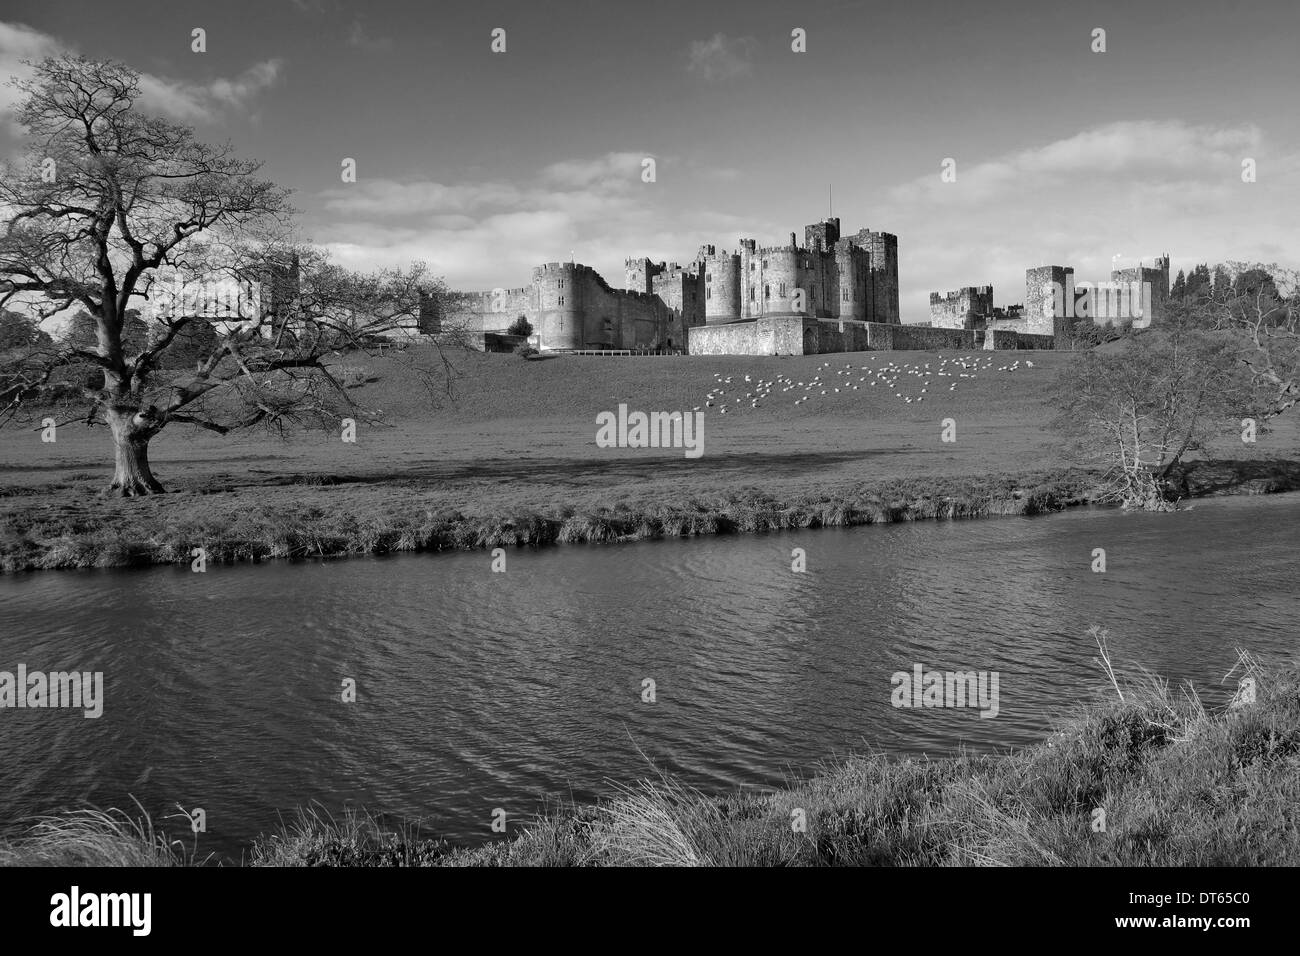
[778,282,786,297]
[749,287,755,301]
[764,285,770,300]
[843,288,849,302]
[706,273,712,283]
[763,259,768,268]
[706,288,712,300]
[559,295,565,306]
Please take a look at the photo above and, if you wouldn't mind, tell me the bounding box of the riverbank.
[1,468,1097,572]
[3,648,1295,866]
[4,458,1299,574]
[3,351,1297,573]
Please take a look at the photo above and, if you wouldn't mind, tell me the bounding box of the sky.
[1,0,1297,321]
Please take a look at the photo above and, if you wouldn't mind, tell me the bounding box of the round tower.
[760,247,800,315]
[533,262,582,350]
[703,252,741,324]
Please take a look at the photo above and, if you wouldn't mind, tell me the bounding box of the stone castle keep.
[440,216,1163,354]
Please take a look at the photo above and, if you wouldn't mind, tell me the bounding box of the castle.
[437,216,1164,355]
[440,217,907,355]
[930,257,1171,336]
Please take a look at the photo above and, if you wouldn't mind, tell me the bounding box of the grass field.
[2,347,1297,572]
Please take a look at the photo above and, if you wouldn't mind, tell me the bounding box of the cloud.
[879,119,1296,320]
[0,21,283,129]
[889,120,1261,207]
[346,19,394,53]
[0,21,61,133]
[540,152,650,189]
[686,33,758,81]
[310,154,762,291]
[138,58,283,121]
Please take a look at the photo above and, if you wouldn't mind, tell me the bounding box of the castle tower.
[1025,265,1075,337]
[624,257,664,294]
[847,229,899,323]
[738,239,757,319]
[832,239,865,321]
[1108,254,1171,327]
[929,286,993,330]
[805,218,841,253]
[533,262,583,349]
[702,251,742,324]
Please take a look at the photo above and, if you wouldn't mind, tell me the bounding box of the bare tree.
[1191,263,1299,419]
[1051,327,1260,510]
[1,55,464,494]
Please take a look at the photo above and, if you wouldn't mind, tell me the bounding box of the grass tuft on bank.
[3,648,1296,867]
[0,803,205,867]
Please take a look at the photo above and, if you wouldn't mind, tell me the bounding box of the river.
[0,493,1295,859]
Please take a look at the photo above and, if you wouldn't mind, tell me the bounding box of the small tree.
[506,316,533,337]
[1052,324,1260,510]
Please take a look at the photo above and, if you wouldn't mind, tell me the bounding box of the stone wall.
[449,262,675,351]
[690,317,995,355]
[689,320,771,355]
[876,323,977,351]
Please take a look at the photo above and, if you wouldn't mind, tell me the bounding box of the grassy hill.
[1,347,1296,572]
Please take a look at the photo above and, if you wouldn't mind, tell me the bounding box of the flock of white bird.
[692,354,1034,415]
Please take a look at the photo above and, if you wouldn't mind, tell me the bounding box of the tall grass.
[0,802,203,867]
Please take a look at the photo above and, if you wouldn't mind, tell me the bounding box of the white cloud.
[880,119,1297,320]
[346,19,394,53]
[0,21,283,130]
[0,21,61,133]
[137,58,283,121]
[311,155,764,291]
[541,152,648,190]
[686,33,758,81]
[890,120,1261,207]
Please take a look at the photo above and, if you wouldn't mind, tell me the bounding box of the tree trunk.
[105,408,165,496]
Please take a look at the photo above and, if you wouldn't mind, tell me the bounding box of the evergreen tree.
[1185,264,1212,301]
[1212,265,1231,300]
[1170,269,1187,301]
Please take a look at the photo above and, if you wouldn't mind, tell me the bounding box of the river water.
[0,494,1295,859]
